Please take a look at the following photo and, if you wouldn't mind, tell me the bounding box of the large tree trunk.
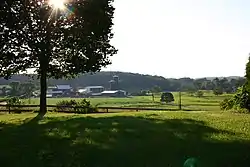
[39,67,47,117]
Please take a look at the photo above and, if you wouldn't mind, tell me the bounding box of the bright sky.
[103,0,250,78]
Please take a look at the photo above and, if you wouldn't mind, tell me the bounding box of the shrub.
[6,97,23,113]
[230,108,249,114]
[54,99,98,114]
[195,90,204,98]
[213,87,223,96]
[220,98,234,110]
[160,92,174,103]
[220,86,250,113]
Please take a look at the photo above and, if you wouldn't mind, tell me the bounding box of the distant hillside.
[0,71,245,93]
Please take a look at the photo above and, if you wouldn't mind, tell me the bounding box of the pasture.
[22,91,233,111]
[0,111,250,167]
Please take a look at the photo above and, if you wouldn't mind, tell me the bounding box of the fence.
[0,104,189,114]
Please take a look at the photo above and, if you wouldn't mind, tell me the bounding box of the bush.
[195,90,204,98]
[220,86,250,113]
[160,92,174,103]
[213,87,223,96]
[54,99,98,114]
[230,108,249,114]
[220,98,234,110]
[6,97,24,113]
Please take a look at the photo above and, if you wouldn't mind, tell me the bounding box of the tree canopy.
[0,0,117,114]
[245,56,250,92]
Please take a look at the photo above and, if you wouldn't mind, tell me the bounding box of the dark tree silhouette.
[0,0,117,115]
[245,56,250,92]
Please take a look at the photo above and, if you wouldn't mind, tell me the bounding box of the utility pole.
[178,83,182,110]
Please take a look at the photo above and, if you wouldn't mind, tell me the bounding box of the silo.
[113,75,119,90]
[109,80,115,90]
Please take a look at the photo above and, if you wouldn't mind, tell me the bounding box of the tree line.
[0,72,245,95]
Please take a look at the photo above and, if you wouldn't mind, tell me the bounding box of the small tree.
[195,90,204,98]
[20,82,36,103]
[160,92,174,103]
[9,81,21,96]
[151,85,162,93]
[0,0,117,115]
[220,86,250,112]
[213,87,223,96]
[245,56,250,93]
[1,86,7,96]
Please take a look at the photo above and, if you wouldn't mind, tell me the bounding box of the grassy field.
[0,111,249,167]
[22,92,232,111]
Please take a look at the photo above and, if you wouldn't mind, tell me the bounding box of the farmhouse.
[47,85,72,97]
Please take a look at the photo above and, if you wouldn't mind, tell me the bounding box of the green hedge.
[54,99,98,114]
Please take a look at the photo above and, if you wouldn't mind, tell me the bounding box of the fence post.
[8,105,10,114]
[106,108,108,113]
[179,91,182,110]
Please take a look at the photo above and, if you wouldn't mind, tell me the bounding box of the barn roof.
[85,86,104,89]
[101,90,126,94]
[56,85,71,90]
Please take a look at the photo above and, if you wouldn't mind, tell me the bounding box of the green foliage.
[213,87,224,96]
[20,82,36,98]
[0,0,117,114]
[220,98,234,111]
[221,56,250,113]
[0,86,7,96]
[195,90,204,98]
[160,92,174,103]
[7,81,36,99]
[6,97,22,106]
[151,85,162,93]
[55,99,98,114]
[0,0,117,79]
[220,86,250,112]
[6,97,24,113]
[245,56,250,93]
[9,81,21,96]
[232,86,249,110]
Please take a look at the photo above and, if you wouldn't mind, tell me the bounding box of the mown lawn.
[0,111,249,167]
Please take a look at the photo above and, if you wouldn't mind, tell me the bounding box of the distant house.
[101,90,127,97]
[47,85,72,97]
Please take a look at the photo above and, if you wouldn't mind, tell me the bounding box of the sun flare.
[48,0,66,10]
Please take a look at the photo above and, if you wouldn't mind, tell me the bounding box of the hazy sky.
[103,0,250,78]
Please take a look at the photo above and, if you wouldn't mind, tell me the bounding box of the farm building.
[47,85,72,97]
[55,85,72,93]
[77,86,104,96]
[100,90,127,97]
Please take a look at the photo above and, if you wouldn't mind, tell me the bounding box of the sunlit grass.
[0,111,249,167]
[22,91,232,111]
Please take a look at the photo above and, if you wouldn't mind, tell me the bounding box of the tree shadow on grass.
[0,115,250,167]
